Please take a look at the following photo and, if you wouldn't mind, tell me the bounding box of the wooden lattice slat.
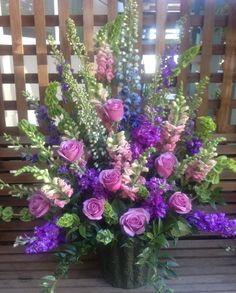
[34,0,49,104]
[9,0,28,121]
[155,0,167,58]
[82,0,94,59]
[198,0,215,116]
[108,0,118,22]
[217,0,236,133]
[58,0,71,63]
[177,0,191,94]
[0,64,5,134]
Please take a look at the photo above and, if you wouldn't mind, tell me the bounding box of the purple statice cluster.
[186,137,203,156]
[35,105,61,145]
[131,115,161,153]
[187,211,236,238]
[160,47,177,88]
[143,177,171,219]
[24,221,62,254]
[77,168,108,199]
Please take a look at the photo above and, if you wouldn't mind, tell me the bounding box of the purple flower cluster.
[78,168,108,198]
[25,221,62,254]
[35,105,61,145]
[186,137,203,155]
[187,211,236,238]
[160,47,177,88]
[132,115,161,149]
[143,177,171,219]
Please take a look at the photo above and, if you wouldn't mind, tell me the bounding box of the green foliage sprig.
[168,82,189,126]
[196,116,217,142]
[172,45,201,77]
[15,166,50,183]
[19,120,54,162]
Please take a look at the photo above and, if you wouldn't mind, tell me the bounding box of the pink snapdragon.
[96,45,115,83]
[185,159,216,183]
[41,178,74,208]
[160,122,185,152]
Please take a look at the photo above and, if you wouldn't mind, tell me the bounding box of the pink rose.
[58,139,84,162]
[155,152,178,178]
[169,192,192,214]
[99,169,121,192]
[83,198,105,220]
[120,208,150,237]
[28,192,50,218]
[103,99,124,122]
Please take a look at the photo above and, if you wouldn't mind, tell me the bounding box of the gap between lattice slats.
[34,0,49,104]
[9,0,28,122]
[217,0,236,133]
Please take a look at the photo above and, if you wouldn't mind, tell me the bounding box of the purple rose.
[103,99,124,122]
[83,198,105,220]
[119,208,150,237]
[169,192,192,214]
[99,169,121,192]
[29,192,51,218]
[58,139,84,162]
[155,152,177,178]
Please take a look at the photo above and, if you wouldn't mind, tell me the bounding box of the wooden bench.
[0,134,236,292]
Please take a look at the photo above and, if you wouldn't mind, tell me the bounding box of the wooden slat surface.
[34,0,49,104]
[58,0,71,63]
[9,0,27,122]
[198,0,215,116]
[82,0,94,59]
[155,0,167,57]
[108,0,118,22]
[217,0,236,133]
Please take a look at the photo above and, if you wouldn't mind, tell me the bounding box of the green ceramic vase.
[99,238,150,289]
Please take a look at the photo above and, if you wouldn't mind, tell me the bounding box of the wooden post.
[82,0,94,60]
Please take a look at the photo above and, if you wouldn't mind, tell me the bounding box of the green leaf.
[170,219,191,238]
[78,224,87,238]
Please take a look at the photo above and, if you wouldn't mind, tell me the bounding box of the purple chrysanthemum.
[25,221,62,254]
[186,137,203,155]
[187,210,236,238]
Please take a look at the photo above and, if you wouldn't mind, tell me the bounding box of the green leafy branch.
[45,82,80,138]
[15,166,51,183]
[172,45,201,77]
[0,179,37,198]
[19,119,53,161]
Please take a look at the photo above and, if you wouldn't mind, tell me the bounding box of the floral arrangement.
[1,1,236,292]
